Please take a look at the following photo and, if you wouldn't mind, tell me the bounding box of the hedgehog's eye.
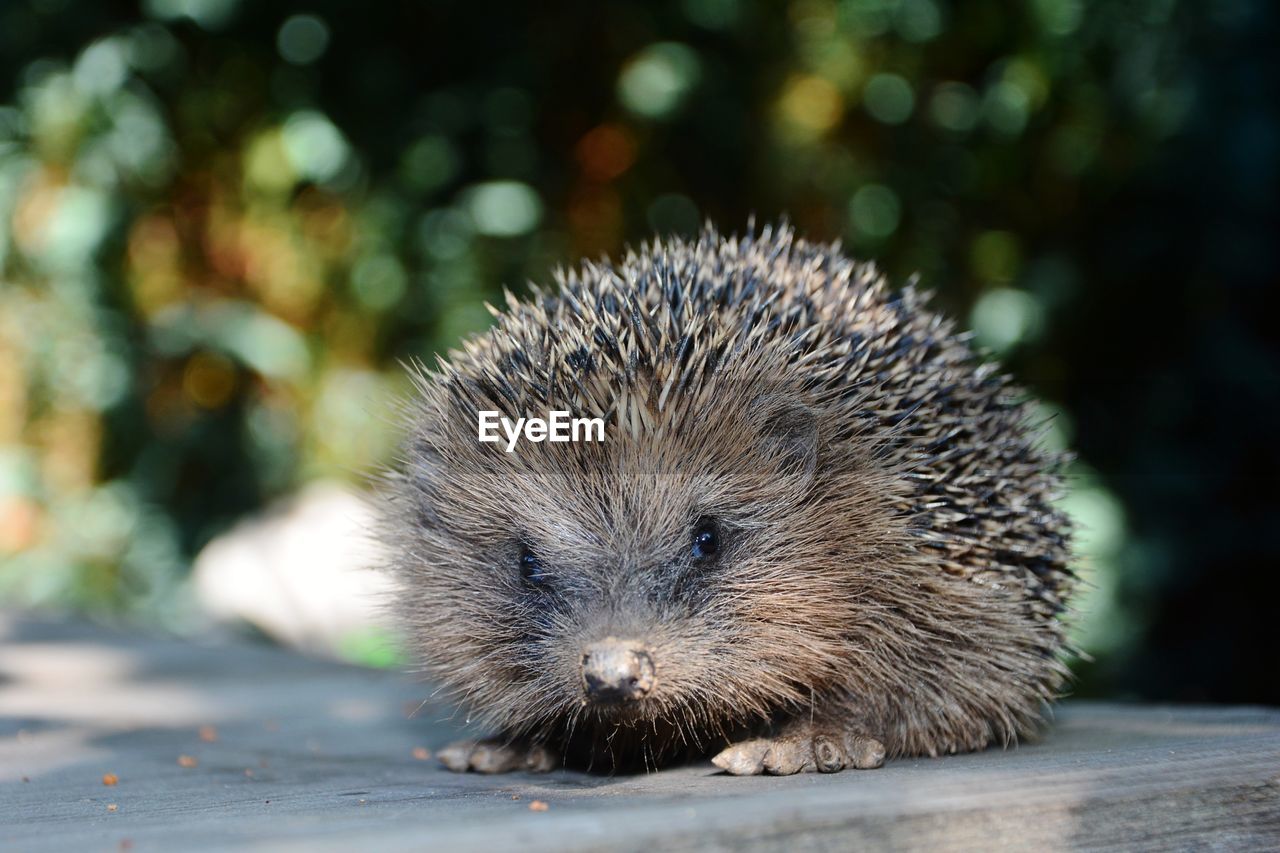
[519,546,549,586]
[691,520,719,560]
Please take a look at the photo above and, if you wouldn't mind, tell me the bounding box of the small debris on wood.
[198,725,218,742]
[411,747,431,761]
[106,804,118,813]
[102,773,119,786]
[177,755,198,768]
[528,800,549,812]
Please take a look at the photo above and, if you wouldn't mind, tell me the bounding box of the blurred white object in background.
[192,481,398,661]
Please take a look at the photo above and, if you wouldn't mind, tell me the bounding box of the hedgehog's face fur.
[392,367,906,754]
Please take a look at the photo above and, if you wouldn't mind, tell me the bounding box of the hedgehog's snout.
[581,637,655,704]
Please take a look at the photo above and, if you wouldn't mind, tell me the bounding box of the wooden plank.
[1,615,1277,851]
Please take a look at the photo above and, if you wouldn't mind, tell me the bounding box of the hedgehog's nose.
[581,638,655,703]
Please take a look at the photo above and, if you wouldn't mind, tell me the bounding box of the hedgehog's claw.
[844,733,888,769]
[437,738,557,773]
[712,729,886,775]
[763,737,815,775]
[710,738,772,775]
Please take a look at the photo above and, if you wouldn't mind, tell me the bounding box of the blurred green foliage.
[0,1,1276,700]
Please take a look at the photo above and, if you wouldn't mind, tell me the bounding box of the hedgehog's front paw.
[711,728,886,775]
[437,737,557,773]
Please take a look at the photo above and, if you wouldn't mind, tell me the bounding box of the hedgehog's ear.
[757,399,818,484]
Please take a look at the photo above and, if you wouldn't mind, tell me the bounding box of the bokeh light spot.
[929,82,979,133]
[350,255,407,312]
[277,14,330,66]
[245,129,297,193]
[617,43,701,120]
[465,181,543,237]
[40,187,113,273]
[1061,469,1132,656]
[73,39,129,96]
[896,0,944,42]
[849,183,901,238]
[970,287,1045,352]
[984,81,1030,137]
[646,194,700,237]
[282,111,349,183]
[682,0,741,30]
[777,74,846,137]
[143,0,241,31]
[183,350,237,409]
[839,0,894,37]
[575,124,636,182]
[0,496,42,555]
[400,135,459,194]
[863,73,915,125]
[1031,0,1084,36]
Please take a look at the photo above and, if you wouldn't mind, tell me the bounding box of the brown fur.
[379,224,1074,774]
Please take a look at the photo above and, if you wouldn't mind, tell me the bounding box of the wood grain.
[1,615,1276,851]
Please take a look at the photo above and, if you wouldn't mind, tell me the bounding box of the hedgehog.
[380,223,1074,776]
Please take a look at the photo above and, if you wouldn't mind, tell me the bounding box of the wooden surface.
[1,615,1277,852]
